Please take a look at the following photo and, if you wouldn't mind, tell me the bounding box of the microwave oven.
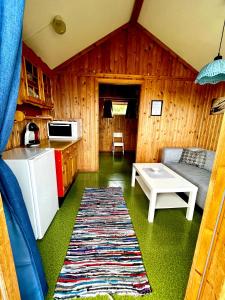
[47,120,82,140]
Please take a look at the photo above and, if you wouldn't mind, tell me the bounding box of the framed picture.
[210,97,225,115]
[150,100,163,116]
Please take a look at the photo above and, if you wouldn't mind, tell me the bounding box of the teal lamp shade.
[195,57,225,85]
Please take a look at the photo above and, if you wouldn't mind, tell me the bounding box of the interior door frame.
[95,76,144,162]
[185,113,225,299]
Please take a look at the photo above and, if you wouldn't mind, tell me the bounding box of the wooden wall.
[99,99,137,151]
[53,23,225,171]
[53,75,98,171]
[136,79,224,162]
[6,119,48,151]
[196,82,225,150]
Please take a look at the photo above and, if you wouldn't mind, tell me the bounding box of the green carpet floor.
[37,152,202,300]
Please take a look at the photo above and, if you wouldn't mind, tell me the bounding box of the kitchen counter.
[39,138,81,150]
[39,139,81,198]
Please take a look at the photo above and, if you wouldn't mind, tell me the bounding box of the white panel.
[139,0,225,70]
[2,148,51,160]
[4,160,38,238]
[156,193,189,209]
[29,149,58,239]
[23,0,135,68]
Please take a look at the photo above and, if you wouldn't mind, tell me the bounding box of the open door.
[98,82,141,155]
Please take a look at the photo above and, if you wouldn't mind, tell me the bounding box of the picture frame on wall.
[210,97,225,115]
[150,100,163,116]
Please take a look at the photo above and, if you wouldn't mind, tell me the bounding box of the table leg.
[131,166,136,187]
[148,191,157,223]
[186,188,198,220]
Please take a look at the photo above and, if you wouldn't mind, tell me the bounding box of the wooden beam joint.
[130,0,144,24]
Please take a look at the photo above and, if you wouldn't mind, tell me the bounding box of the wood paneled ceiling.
[23,0,225,70]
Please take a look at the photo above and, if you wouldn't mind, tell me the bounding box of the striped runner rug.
[54,187,151,299]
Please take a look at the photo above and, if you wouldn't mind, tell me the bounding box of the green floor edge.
[38,152,202,300]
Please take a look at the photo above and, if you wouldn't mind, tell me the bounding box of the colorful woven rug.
[54,187,151,299]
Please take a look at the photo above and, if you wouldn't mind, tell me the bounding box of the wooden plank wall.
[196,82,225,150]
[6,119,49,151]
[53,23,225,171]
[99,99,137,151]
[53,75,98,171]
[185,114,225,299]
[136,79,224,162]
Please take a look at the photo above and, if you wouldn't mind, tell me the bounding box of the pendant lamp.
[195,20,225,85]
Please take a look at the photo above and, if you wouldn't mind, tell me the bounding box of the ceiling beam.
[130,0,144,24]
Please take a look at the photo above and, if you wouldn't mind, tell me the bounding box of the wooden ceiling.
[23,0,225,70]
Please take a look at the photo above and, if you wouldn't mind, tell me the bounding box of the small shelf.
[25,115,53,120]
[136,175,189,209]
[155,193,188,209]
[22,98,53,109]
[136,175,151,198]
[14,115,53,123]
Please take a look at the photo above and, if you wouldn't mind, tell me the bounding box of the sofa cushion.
[205,150,216,172]
[166,163,211,209]
[179,148,207,168]
[161,147,183,163]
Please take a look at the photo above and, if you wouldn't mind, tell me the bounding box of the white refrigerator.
[3,148,59,239]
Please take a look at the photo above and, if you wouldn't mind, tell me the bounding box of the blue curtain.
[0,1,48,299]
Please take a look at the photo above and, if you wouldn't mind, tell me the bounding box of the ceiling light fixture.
[52,15,66,35]
[195,20,225,85]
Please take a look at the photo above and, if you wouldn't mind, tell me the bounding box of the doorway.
[98,83,141,157]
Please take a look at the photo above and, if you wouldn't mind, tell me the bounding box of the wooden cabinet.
[24,58,43,101]
[55,143,78,197]
[18,57,53,109]
[15,43,54,121]
[42,72,53,107]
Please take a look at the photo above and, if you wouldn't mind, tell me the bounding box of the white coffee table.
[131,163,198,223]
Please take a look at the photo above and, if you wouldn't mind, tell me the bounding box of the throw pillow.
[179,148,206,168]
[195,150,207,168]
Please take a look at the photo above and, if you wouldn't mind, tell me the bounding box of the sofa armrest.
[161,147,183,164]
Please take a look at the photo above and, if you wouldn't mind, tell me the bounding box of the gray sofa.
[161,147,215,209]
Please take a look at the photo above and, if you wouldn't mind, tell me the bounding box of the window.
[112,102,128,115]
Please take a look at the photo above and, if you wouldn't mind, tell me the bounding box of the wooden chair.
[112,132,124,155]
